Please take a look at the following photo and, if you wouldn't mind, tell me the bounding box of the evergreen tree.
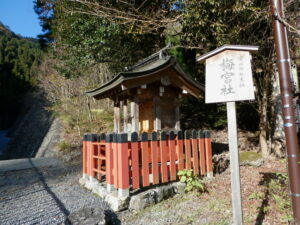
[0,22,41,129]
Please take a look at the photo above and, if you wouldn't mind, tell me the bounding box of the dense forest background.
[1,1,299,158]
[0,22,41,129]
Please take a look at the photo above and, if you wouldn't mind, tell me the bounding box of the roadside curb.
[0,157,61,172]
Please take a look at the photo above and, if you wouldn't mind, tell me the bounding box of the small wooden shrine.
[86,49,204,133]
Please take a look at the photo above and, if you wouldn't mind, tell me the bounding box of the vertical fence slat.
[106,134,114,185]
[169,131,176,181]
[204,131,213,176]
[141,132,150,187]
[82,134,87,176]
[86,134,91,177]
[160,131,168,183]
[91,134,97,178]
[100,133,107,180]
[97,142,101,180]
[151,132,159,185]
[112,133,118,188]
[131,132,140,189]
[117,133,130,197]
[191,130,199,175]
[176,131,184,171]
[184,130,192,169]
[96,134,101,180]
[198,131,206,175]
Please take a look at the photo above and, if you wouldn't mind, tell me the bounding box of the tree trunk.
[259,98,270,158]
[270,70,285,157]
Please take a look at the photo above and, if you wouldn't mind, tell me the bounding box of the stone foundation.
[79,176,186,212]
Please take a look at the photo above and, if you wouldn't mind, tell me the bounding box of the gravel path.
[0,162,112,225]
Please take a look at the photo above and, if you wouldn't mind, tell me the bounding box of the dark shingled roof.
[86,49,204,99]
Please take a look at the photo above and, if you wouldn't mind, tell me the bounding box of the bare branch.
[64,0,182,34]
[275,13,300,35]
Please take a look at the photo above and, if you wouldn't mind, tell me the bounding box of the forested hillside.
[34,0,300,158]
[0,22,41,129]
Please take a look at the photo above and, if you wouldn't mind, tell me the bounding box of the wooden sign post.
[197,45,259,225]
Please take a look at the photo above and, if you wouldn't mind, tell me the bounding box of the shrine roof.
[86,50,204,99]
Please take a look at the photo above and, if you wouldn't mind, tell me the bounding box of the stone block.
[155,184,175,203]
[79,176,88,186]
[66,207,106,225]
[105,191,130,211]
[129,183,179,211]
[129,190,157,211]
[92,183,108,198]
[172,182,186,194]
[84,177,99,190]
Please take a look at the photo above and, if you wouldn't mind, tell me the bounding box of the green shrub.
[58,141,72,153]
[177,169,206,193]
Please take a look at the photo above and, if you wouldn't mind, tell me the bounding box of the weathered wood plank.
[184,131,192,169]
[114,101,120,133]
[154,97,161,131]
[123,99,128,132]
[160,131,168,183]
[191,130,199,175]
[169,131,176,181]
[175,103,180,130]
[131,96,139,132]
[131,132,140,189]
[141,132,150,187]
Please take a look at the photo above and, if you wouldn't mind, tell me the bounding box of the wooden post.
[131,132,140,189]
[131,96,139,132]
[106,133,115,192]
[117,133,130,197]
[175,102,180,130]
[114,101,120,133]
[112,133,118,189]
[141,132,150,187]
[154,97,161,131]
[160,131,168,183]
[151,131,159,185]
[227,101,243,224]
[82,134,88,179]
[123,99,128,133]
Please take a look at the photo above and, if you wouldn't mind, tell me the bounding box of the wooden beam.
[131,96,139,132]
[123,99,128,132]
[175,103,180,130]
[154,97,161,131]
[114,101,121,133]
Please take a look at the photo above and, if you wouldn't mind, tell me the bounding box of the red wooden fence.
[82,130,213,197]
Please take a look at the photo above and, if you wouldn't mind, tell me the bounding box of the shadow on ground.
[28,158,70,217]
[1,92,54,160]
[27,159,121,225]
[255,172,289,225]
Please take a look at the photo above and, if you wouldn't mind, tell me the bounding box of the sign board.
[198,45,259,224]
[205,50,255,103]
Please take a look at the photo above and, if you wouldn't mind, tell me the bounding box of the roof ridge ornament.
[131,43,172,70]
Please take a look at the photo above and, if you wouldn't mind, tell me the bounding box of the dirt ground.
[119,158,291,225]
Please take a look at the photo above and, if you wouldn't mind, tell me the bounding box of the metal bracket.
[287,154,300,158]
[291,193,300,197]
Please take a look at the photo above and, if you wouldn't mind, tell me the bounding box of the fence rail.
[82,130,213,197]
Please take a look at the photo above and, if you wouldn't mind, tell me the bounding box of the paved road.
[0,130,10,155]
[0,161,112,225]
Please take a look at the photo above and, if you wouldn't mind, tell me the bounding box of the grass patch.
[58,141,73,154]
[239,151,261,163]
